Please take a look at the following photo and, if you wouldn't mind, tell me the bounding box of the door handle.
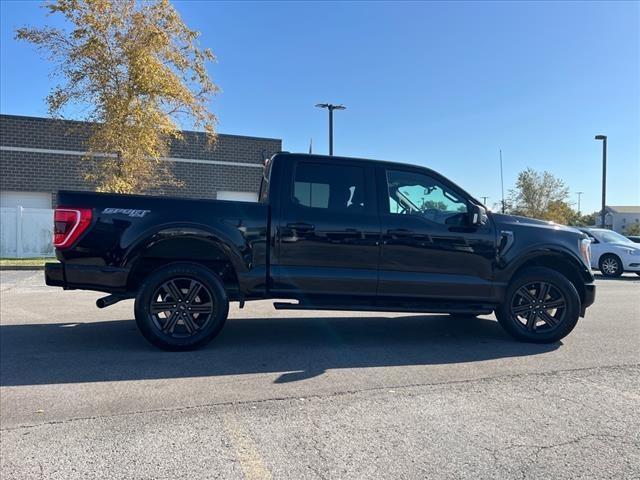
[286,222,315,232]
[387,228,412,236]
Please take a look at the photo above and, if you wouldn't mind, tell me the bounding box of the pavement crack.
[478,432,639,480]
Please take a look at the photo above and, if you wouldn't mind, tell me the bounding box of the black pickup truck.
[46,152,595,350]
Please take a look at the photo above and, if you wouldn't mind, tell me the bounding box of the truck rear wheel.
[495,267,580,343]
[134,263,229,351]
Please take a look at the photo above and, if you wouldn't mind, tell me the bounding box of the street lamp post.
[315,103,346,155]
[595,135,607,228]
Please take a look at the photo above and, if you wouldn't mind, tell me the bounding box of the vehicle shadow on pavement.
[0,314,559,386]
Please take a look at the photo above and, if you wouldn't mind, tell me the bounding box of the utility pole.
[315,103,346,155]
[595,135,607,228]
[481,196,489,205]
[576,191,584,215]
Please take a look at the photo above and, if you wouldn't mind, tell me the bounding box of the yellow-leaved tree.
[16,0,219,193]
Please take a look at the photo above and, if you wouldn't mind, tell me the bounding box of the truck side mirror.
[470,204,488,226]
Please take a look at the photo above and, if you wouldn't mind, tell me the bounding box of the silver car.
[579,228,640,277]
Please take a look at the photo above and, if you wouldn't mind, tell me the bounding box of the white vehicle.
[579,228,640,277]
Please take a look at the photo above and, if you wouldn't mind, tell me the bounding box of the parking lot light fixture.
[595,135,607,228]
[315,103,346,156]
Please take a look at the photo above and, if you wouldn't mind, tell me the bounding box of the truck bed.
[49,190,269,295]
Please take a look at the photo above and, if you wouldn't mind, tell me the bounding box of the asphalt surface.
[1,271,638,479]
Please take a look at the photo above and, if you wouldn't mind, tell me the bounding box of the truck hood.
[489,213,582,235]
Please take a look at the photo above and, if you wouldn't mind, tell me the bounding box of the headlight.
[624,248,640,256]
[579,238,592,267]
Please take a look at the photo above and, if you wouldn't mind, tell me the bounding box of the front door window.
[386,169,468,225]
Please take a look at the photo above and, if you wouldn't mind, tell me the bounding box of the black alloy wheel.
[509,281,566,334]
[496,267,580,343]
[149,278,215,338]
[135,263,229,350]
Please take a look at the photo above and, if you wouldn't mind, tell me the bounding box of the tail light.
[53,208,93,249]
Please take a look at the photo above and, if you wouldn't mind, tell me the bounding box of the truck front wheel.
[134,263,229,351]
[495,267,580,343]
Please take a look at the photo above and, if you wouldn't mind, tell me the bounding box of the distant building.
[601,206,640,234]
[0,114,282,257]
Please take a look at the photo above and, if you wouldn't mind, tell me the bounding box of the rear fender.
[122,223,249,289]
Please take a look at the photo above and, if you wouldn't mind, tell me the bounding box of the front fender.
[497,244,593,283]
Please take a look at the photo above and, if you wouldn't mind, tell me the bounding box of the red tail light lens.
[53,208,93,249]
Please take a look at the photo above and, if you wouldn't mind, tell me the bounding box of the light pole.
[576,191,584,215]
[595,135,607,228]
[481,196,489,205]
[315,103,346,155]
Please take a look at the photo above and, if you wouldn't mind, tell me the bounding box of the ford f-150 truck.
[45,152,595,350]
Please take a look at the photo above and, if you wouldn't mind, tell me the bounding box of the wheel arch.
[507,251,589,307]
[598,251,622,266]
[123,225,245,297]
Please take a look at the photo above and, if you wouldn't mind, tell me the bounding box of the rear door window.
[293,162,368,213]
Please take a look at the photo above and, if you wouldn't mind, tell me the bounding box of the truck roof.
[272,151,433,171]
[271,152,481,206]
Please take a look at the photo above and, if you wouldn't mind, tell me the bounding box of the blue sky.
[1,1,638,213]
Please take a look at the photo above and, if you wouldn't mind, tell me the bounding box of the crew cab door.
[377,166,496,301]
[271,157,380,297]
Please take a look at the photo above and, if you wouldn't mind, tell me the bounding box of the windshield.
[593,230,633,244]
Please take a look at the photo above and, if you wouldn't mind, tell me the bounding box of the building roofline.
[606,205,640,213]
[0,113,282,143]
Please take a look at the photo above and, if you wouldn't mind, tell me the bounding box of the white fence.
[0,206,54,258]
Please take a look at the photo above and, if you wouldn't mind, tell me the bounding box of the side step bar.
[273,301,495,315]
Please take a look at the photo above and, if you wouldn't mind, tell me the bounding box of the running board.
[273,301,495,315]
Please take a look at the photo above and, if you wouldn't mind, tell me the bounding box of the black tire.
[134,263,229,351]
[495,267,580,343]
[599,254,623,278]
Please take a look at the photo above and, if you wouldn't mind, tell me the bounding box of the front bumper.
[581,282,596,316]
[622,260,640,272]
[45,262,130,293]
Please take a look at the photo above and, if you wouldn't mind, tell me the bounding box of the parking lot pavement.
[1,271,639,479]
